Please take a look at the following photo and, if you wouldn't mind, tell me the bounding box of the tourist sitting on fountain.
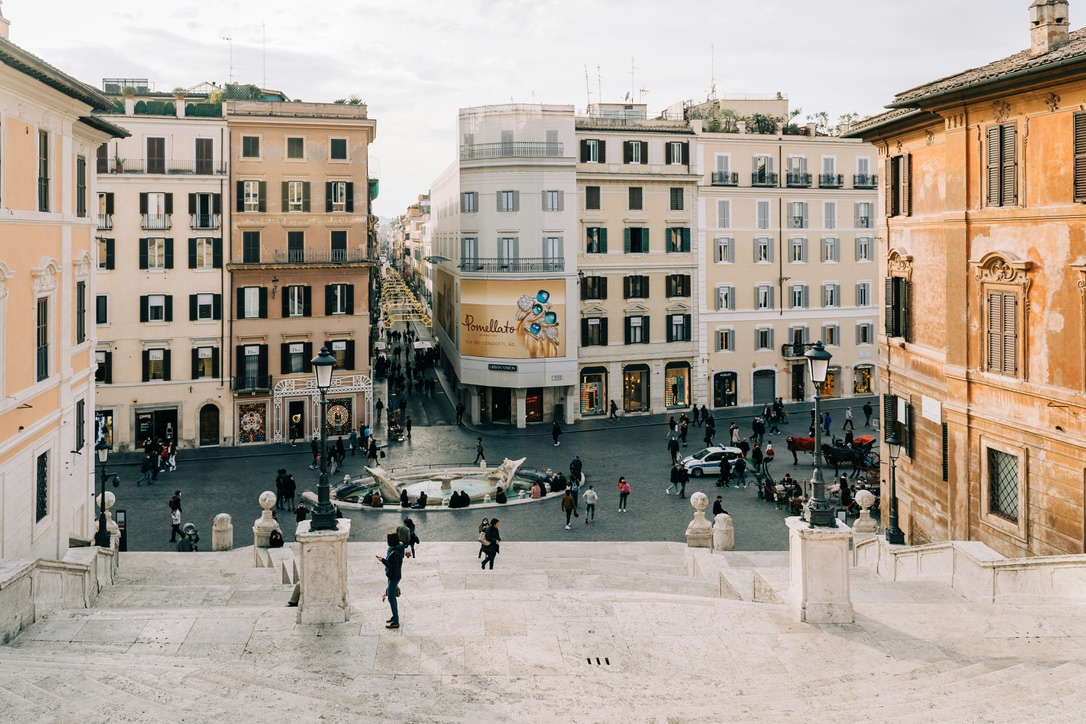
[531,482,541,499]
[361,491,373,506]
[371,494,384,508]
[495,486,507,504]
[412,491,428,509]
[400,489,410,508]
[552,472,567,492]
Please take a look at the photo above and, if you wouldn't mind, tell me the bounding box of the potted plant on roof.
[114,152,123,174]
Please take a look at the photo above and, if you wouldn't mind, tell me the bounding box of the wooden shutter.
[139,295,148,322]
[188,193,196,215]
[600,227,608,253]
[281,290,290,318]
[624,228,631,254]
[302,182,311,212]
[904,402,914,457]
[164,296,173,322]
[640,141,648,162]
[1075,113,1086,201]
[326,182,334,212]
[213,193,221,214]
[213,238,222,268]
[512,190,520,212]
[102,351,112,384]
[884,158,894,216]
[641,316,649,343]
[258,287,268,318]
[901,280,911,341]
[345,182,354,212]
[682,228,690,252]
[189,294,198,321]
[139,238,148,269]
[580,139,589,162]
[325,285,334,315]
[104,193,114,215]
[345,284,355,314]
[1002,125,1017,206]
[164,238,174,269]
[623,276,631,299]
[598,140,606,163]
[236,288,246,319]
[302,286,312,317]
[188,238,197,268]
[213,294,221,320]
[164,194,173,215]
[988,291,1004,373]
[257,346,269,379]
[987,126,1002,207]
[624,141,632,163]
[666,275,674,297]
[1003,292,1018,375]
[141,350,149,382]
[282,182,289,211]
[665,143,673,165]
[681,142,690,165]
[344,341,355,370]
[192,348,200,378]
[280,343,291,375]
[942,423,950,482]
[258,181,267,212]
[139,192,148,214]
[104,238,115,270]
[581,318,590,345]
[236,181,245,212]
[884,278,895,335]
[883,393,896,431]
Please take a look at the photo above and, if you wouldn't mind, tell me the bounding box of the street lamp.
[884,431,905,544]
[309,345,339,531]
[803,340,837,527]
[94,440,112,547]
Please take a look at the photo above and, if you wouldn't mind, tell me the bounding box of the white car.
[681,446,744,478]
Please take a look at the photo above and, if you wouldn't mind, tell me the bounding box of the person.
[378,531,408,629]
[531,481,541,499]
[844,428,855,447]
[405,417,412,439]
[583,485,598,523]
[269,529,284,548]
[370,493,384,508]
[290,414,302,447]
[678,464,689,498]
[295,501,308,523]
[561,490,576,529]
[474,437,485,464]
[455,402,465,426]
[863,401,873,428]
[349,429,358,456]
[667,435,680,465]
[712,495,726,517]
[844,407,854,432]
[840,480,857,517]
[150,439,162,481]
[169,490,182,514]
[137,453,154,486]
[169,505,182,543]
[609,400,619,420]
[396,518,411,549]
[375,397,384,423]
[569,472,581,509]
[478,517,490,558]
[335,437,346,464]
[481,518,501,570]
[752,441,764,469]
[718,455,732,488]
[569,456,583,480]
[823,411,832,436]
[310,437,320,470]
[400,489,410,508]
[495,486,507,504]
[275,469,288,510]
[667,463,683,496]
[412,491,428,509]
[765,442,775,464]
[617,477,631,513]
[176,523,199,552]
[551,419,562,446]
[752,417,766,445]
[730,423,740,445]
[404,518,419,558]
[733,455,747,488]
[679,419,689,448]
[368,438,379,466]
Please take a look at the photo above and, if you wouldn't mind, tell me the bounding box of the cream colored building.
[0,20,127,559]
[695,98,879,408]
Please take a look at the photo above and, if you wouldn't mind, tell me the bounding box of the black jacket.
[384,543,405,580]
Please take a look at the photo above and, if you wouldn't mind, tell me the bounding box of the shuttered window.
[885,276,910,340]
[987,123,1017,207]
[886,154,911,216]
[986,290,1018,377]
[1076,112,1086,201]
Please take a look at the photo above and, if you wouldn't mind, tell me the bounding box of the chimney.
[0,0,11,41]
[1030,0,1070,56]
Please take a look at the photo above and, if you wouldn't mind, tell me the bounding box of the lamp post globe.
[94,440,112,547]
[803,341,837,527]
[884,431,905,544]
[309,345,339,532]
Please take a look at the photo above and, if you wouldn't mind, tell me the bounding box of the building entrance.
[491,388,511,423]
[135,408,178,446]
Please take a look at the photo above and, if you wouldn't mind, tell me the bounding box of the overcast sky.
[7,0,1045,217]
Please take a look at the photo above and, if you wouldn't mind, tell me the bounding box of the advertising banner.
[460,279,565,359]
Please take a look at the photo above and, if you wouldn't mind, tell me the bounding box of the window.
[75,399,86,451]
[667,314,691,342]
[243,231,261,263]
[581,276,607,300]
[146,137,165,174]
[717,329,735,352]
[625,315,650,344]
[329,181,349,212]
[195,138,214,174]
[824,201,836,230]
[856,237,873,262]
[755,237,773,263]
[856,282,871,307]
[98,238,114,270]
[543,190,563,212]
[715,237,735,263]
[581,317,608,346]
[585,186,601,210]
[755,327,774,350]
[665,228,690,253]
[193,347,219,379]
[96,143,107,174]
[987,448,1019,522]
[282,342,311,374]
[665,141,689,165]
[625,227,649,254]
[885,276,910,339]
[74,281,87,344]
[753,155,774,186]
[821,237,840,262]
[857,323,874,345]
[580,138,604,163]
[716,285,735,311]
[669,187,684,211]
[788,201,808,229]
[327,340,355,370]
[140,191,172,230]
[35,452,48,522]
[141,294,171,322]
[755,285,774,310]
[855,202,873,229]
[238,345,267,389]
[624,275,649,299]
[1074,112,1086,201]
[790,284,809,309]
[190,191,220,228]
[139,237,171,270]
[36,297,48,381]
[628,187,643,211]
[96,295,108,325]
[327,283,354,315]
[543,236,563,265]
[283,227,304,262]
[331,230,347,261]
[624,140,647,164]
[461,191,477,213]
[143,348,170,382]
[822,283,840,307]
[718,200,731,228]
[986,290,1019,377]
[586,227,607,254]
[497,190,518,212]
[666,274,690,297]
[97,192,113,229]
[987,123,1017,207]
[189,293,220,321]
[95,350,112,383]
[757,200,771,229]
[242,136,260,158]
[37,130,49,212]
[190,238,220,270]
[498,237,519,267]
[241,180,264,212]
[330,138,348,160]
[239,286,265,319]
[285,285,310,317]
[285,181,310,212]
[823,324,840,346]
[886,154,911,216]
[461,237,478,268]
[76,156,87,217]
[287,137,304,159]
[789,238,808,263]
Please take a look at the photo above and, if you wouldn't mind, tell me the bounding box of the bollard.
[712,513,734,551]
[212,513,234,551]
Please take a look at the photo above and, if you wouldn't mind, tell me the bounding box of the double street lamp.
[884,432,905,544]
[803,341,837,527]
[309,345,339,532]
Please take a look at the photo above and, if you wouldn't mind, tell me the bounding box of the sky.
[6,0,1044,218]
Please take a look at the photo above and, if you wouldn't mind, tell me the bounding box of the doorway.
[713,372,738,407]
[135,408,178,446]
[752,370,776,406]
[198,404,220,446]
[791,363,807,402]
[288,400,306,443]
[491,388,511,423]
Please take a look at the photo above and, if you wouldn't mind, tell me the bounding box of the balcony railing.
[711,171,739,186]
[111,158,227,175]
[819,173,844,188]
[141,214,171,230]
[854,173,878,189]
[857,217,872,229]
[459,257,566,273]
[97,214,113,230]
[273,249,366,264]
[37,178,49,212]
[191,213,220,230]
[751,172,778,187]
[233,374,273,394]
[781,343,808,359]
[459,141,564,160]
[786,172,811,188]
[36,344,48,382]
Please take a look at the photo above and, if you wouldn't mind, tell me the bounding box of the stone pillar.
[212,513,234,551]
[685,492,713,548]
[851,490,878,542]
[295,518,351,624]
[468,386,481,426]
[252,491,282,565]
[785,516,854,624]
[712,513,734,551]
[97,491,120,549]
[565,386,577,425]
[514,388,527,429]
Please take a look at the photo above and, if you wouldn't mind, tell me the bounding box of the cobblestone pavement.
[109,391,879,553]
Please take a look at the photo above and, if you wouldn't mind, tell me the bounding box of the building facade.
[849,0,1086,556]
[0,23,126,559]
[226,100,377,445]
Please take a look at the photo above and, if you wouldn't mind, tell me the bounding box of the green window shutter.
[280,344,291,375]
[600,318,609,344]
[345,182,354,212]
[644,228,650,251]
[682,228,690,252]
[598,140,606,163]
[258,288,268,318]
[580,139,589,162]
[142,351,149,382]
[901,280,911,342]
[189,294,198,321]
[213,238,222,268]
[581,318,590,345]
[600,227,607,253]
[302,342,313,372]
[345,284,355,314]
[258,181,267,212]
[139,238,148,269]
[326,182,334,212]
[213,294,222,320]
[600,277,607,299]
[139,295,148,322]
[665,143,673,165]
[281,182,289,211]
[105,239,115,269]
[164,295,173,322]
[236,181,245,212]
[883,393,896,432]
[302,286,312,317]
[325,285,334,315]
[191,348,199,378]
[623,277,630,299]
[641,316,649,343]
[281,290,290,318]
[164,238,174,269]
[188,238,197,269]
[624,228,631,253]
[623,142,632,164]
[236,288,246,318]
[302,182,311,212]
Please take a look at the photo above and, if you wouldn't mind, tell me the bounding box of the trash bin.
[554,403,565,422]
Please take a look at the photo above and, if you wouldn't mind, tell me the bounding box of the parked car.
[681,446,744,478]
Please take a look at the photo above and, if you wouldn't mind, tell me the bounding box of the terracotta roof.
[0,36,115,112]
[889,27,1086,107]
[843,108,924,138]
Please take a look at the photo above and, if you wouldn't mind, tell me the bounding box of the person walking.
[283,473,297,512]
[137,454,154,486]
[678,464,689,499]
[843,407,854,432]
[473,437,485,464]
[375,397,384,423]
[477,517,490,559]
[863,401,873,428]
[378,532,408,629]
[679,419,689,448]
[405,417,413,440]
[310,437,320,469]
[822,411,832,436]
[404,518,419,558]
[289,414,302,447]
[551,419,562,446]
[667,435,681,465]
[667,463,683,495]
[569,471,582,509]
[569,455,583,481]
[349,429,359,456]
[367,438,379,466]
[169,505,182,543]
[275,469,288,510]
[730,423,741,445]
[583,485,598,523]
[561,490,576,529]
[609,400,619,420]
[617,478,631,512]
[455,402,465,426]
[481,519,501,570]
[733,455,747,488]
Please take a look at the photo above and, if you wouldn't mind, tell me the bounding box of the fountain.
[335,457,531,508]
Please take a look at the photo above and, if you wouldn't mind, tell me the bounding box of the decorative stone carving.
[32,258,59,294]
[972,252,1033,311]
[852,490,878,541]
[1044,92,1061,112]
[0,261,12,301]
[73,252,92,279]
[212,513,233,551]
[685,492,713,548]
[886,249,914,281]
[895,140,903,153]
[1071,264,1086,302]
[993,100,1012,123]
[712,512,734,551]
[925,130,935,146]
[944,113,966,130]
[252,491,282,562]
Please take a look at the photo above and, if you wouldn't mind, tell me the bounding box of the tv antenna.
[584,65,592,107]
[223,36,234,84]
[262,22,266,88]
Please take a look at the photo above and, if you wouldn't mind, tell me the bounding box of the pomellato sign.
[458,280,565,359]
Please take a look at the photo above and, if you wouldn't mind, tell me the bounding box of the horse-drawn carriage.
[786,434,880,480]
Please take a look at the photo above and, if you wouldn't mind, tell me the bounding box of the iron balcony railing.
[786,172,812,187]
[273,249,366,264]
[191,213,220,230]
[233,375,273,394]
[459,257,565,273]
[751,172,778,187]
[711,171,739,186]
[780,343,808,359]
[459,141,564,160]
[97,214,113,230]
[854,173,878,189]
[36,344,48,382]
[141,214,171,230]
[819,173,844,188]
[37,178,49,212]
[112,159,227,175]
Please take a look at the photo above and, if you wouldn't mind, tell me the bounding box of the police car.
[680,446,744,478]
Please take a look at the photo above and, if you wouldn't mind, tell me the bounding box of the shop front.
[853,364,874,395]
[135,407,178,446]
[580,366,607,416]
[623,364,650,413]
[664,362,690,408]
[713,372,738,408]
[823,366,841,398]
[525,387,544,423]
[752,369,776,406]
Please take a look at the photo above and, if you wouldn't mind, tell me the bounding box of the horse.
[786,436,816,465]
[821,442,880,478]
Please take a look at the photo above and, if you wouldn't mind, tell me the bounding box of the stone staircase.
[1,542,1084,722]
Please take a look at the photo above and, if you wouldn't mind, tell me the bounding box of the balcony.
[111,158,227,175]
[711,171,739,186]
[459,141,564,160]
[786,172,812,188]
[854,173,878,189]
[233,374,273,394]
[459,257,566,273]
[751,172,778,187]
[857,217,872,229]
[273,249,367,264]
[97,214,113,230]
[819,174,844,188]
[141,214,171,230]
[780,343,808,359]
[191,213,220,230]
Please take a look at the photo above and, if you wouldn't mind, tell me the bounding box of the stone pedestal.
[295,518,351,624]
[712,513,734,551]
[212,513,234,551]
[97,491,121,549]
[785,516,854,624]
[851,489,878,542]
[685,492,713,548]
[252,491,282,565]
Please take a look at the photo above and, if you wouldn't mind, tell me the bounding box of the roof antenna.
[584,65,592,108]
[223,36,234,84]
[262,22,266,88]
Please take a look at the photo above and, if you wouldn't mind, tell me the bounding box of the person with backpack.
[617,477,631,513]
[378,531,408,629]
[481,519,501,570]
[733,455,747,488]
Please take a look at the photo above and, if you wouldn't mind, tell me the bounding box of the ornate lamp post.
[94,440,112,547]
[803,341,837,527]
[884,431,905,544]
[309,345,339,531]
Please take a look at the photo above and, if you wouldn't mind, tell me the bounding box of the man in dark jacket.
[379,532,407,629]
[481,519,501,570]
